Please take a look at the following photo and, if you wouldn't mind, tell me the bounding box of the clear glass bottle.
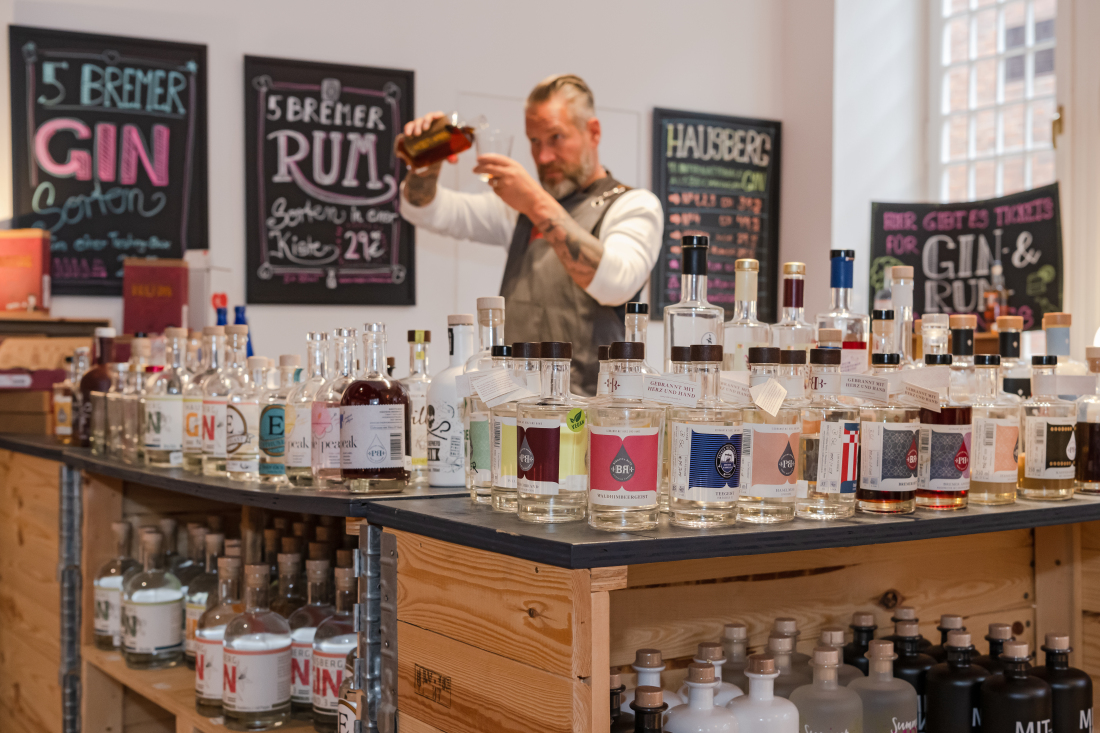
[926,614,966,663]
[675,641,744,706]
[184,327,221,473]
[973,622,1016,675]
[144,328,189,468]
[1027,633,1093,733]
[1020,355,1076,500]
[771,262,816,355]
[596,345,612,396]
[858,354,920,514]
[949,314,977,401]
[469,345,512,502]
[176,524,206,596]
[185,532,224,669]
[844,611,877,676]
[222,564,292,730]
[516,342,589,523]
[226,356,265,482]
[621,649,685,712]
[918,314,950,365]
[465,297,506,493]
[289,560,335,717]
[663,235,725,372]
[625,303,661,375]
[720,622,751,692]
[122,337,152,464]
[970,355,1021,505]
[257,356,297,484]
[737,347,800,524]
[889,266,915,367]
[270,553,305,619]
[998,316,1031,399]
[341,323,411,494]
[848,640,920,733]
[726,653,799,732]
[916,354,971,511]
[772,618,812,675]
[817,627,863,686]
[94,521,139,650]
[925,630,988,733]
[1075,347,1100,495]
[660,346,695,510]
[669,344,741,528]
[313,329,358,487]
[195,556,243,717]
[107,361,129,459]
[81,327,117,452]
[312,567,358,732]
[491,342,542,512]
[202,325,248,477]
[777,350,808,406]
[587,342,663,532]
[818,328,843,350]
[724,258,771,371]
[871,310,896,356]
[428,315,475,487]
[892,621,936,732]
[286,332,328,486]
[788,646,863,733]
[666,663,739,731]
[1045,312,1087,376]
[979,642,1052,733]
[121,531,184,670]
[798,348,859,519]
[401,330,431,486]
[817,250,871,374]
[766,635,812,699]
[336,649,359,733]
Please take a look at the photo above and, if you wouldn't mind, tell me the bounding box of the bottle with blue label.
[858,353,920,514]
[258,355,298,484]
[798,348,859,519]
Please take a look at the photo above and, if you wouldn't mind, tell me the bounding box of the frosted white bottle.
[678,642,744,705]
[818,626,864,686]
[666,662,739,732]
[727,653,799,733]
[428,315,475,487]
[622,648,685,713]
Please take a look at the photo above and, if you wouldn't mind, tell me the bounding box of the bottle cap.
[280,536,300,554]
[946,630,972,648]
[610,668,623,689]
[819,626,846,646]
[723,622,748,641]
[680,238,709,275]
[540,342,572,360]
[830,249,857,259]
[974,354,1001,366]
[810,348,841,365]
[408,330,431,343]
[997,315,1024,331]
[208,515,225,531]
[783,262,806,276]
[922,313,950,327]
[513,342,541,359]
[686,662,716,684]
[306,559,331,581]
[851,611,876,628]
[681,235,708,247]
[767,635,793,652]
[773,618,799,635]
[949,314,977,329]
[633,649,664,669]
[865,639,897,661]
[598,345,610,361]
[112,520,131,540]
[632,686,664,708]
[217,556,242,574]
[226,325,249,336]
[309,542,329,560]
[336,549,354,568]
[94,327,117,338]
[735,258,759,272]
[626,302,649,314]
[748,347,780,365]
[1043,633,1071,652]
[818,328,843,343]
[244,564,269,587]
[872,309,895,320]
[491,345,513,358]
[291,521,306,537]
[872,353,901,365]
[939,614,964,630]
[1087,347,1100,360]
[264,528,279,547]
[812,646,840,666]
[670,346,692,363]
[224,539,241,557]
[315,526,333,542]
[895,620,921,637]
[247,356,267,370]
[1032,355,1058,366]
[1043,312,1071,328]
[695,641,725,663]
[925,353,953,366]
[779,349,806,365]
[987,623,1013,640]
[747,653,777,675]
[165,327,189,339]
[131,337,152,357]
[277,553,301,572]
[205,532,225,554]
[891,266,914,278]
[609,342,645,361]
[477,296,505,310]
[334,566,357,590]
[280,354,301,367]
[1001,641,1030,660]
[690,344,723,362]
[447,314,475,326]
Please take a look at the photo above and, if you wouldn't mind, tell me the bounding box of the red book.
[123,259,189,335]
[0,229,50,313]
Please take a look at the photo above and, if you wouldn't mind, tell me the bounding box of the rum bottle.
[185,532,224,669]
[844,611,877,676]
[286,332,329,486]
[270,553,304,618]
[892,621,936,732]
[973,623,1017,675]
[890,266,915,367]
[428,315,475,486]
[401,330,431,485]
[788,646,863,733]
[926,614,966,662]
[766,635,812,699]
[720,622,751,691]
[621,649,685,712]
[818,626,863,685]
[1020,355,1076,500]
[313,329,358,487]
[998,316,1031,399]
[288,560,335,718]
[258,355,297,484]
[144,327,189,468]
[121,531,184,670]
[916,354,971,511]
[676,642,744,706]
[817,250,871,373]
[663,235,724,371]
[226,357,265,481]
[630,687,669,733]
[798,348,860,519]
[925,630,988,733]
[723,258,771,371]
[1075,347,1100,495]
[726,653,799,732]
[980,642,1052,733]
[665,663,739,733]
[194,556,243,717]
[202,325,248,477]
[184,327,222,473]
[771,261,816,354]
[737,347,800,524]
[625,303,661,375]
[311,568,357,731]
[491,342,542,512]
[848,640,919,733]
[1027,633,1093,733]
[82,326,117,452]
[93,521,139,650]
[465,296,506,498]
[858,354,920,514]
[970,355,1021,505]
[395,113,477,170]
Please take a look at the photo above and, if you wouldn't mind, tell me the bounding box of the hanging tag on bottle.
[642,375,699,407]
[899,382,941,412]
[840,374,889,404]
[719,371,751,404]
[454,373,472,398]
[471,368,537,408]
[750,378,787,417]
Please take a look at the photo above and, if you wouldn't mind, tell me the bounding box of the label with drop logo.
[516,416,587,495]
[860,422,920,491]
[739,424,800,498]
[917,423,971,492]
[589,426,659,506]
[1024,416,1077,480]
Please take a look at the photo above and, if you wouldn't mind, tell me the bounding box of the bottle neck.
[334,586,354,614]
[227,336,248,370]
[218,574,240,604]
[697,362,721,401]
[946,646,973,668]
[278,571,298,598]
[251,367,266,390]
[852,627,876,646]
[279,366,296,388]
[830,286,853,312]
[363,333,386,377]
[813,665,839,688]
[307,578,328,605]
[681,273,708,303]
[688,684,715,710]
[988,638,1006,658]
[95,336,113,366]
[478,309,505,353]
[205,549,219,573]
[335,338,355,377]
[999,330,1021,358]
[116,533,130,559]
[924,325,949,356]
[749,363,777,386]
[144,548,164,572]
[542,358,572,399]
[625,313,649,346]
[1044,651,1069,670]
[780,305,805,323]
[449,325,474,368]
[632,706,665,733]
[1004,659,1031,678]
[409,343,428,375]
[749,674,776,701]
[870,658,894,679]
[724,640,747,662]
[308,340,327,379]
[635,668,662,687]
[244,581,270,612]
[167,338,184,370]
[899,638,922,657]
[974,367,999,399]
[208,336,225,372]
[1033,365,1056,393]
[735,269,759,320]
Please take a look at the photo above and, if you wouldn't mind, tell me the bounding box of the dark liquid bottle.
[981,641,1052,733]
[1028,634,1093,733]
[844,611,876,675]
[610,670,633,732]
[926,614,966,662]
[881,607,926,648]
[396,115,475,170]
[973,623,1018,675]
[916,354,971,510]
[76,328,116,447]
[893,621,936,732]
[1076,422,1100,488]
[630,686,667,733]
[925,631,988,732]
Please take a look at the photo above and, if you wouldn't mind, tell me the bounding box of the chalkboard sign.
[650,108,781,321]
[869,182,1062,330]
[244,56,414,305]
[9,26,208,296]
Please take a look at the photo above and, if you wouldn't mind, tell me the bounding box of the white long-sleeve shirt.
[399,183,664,306]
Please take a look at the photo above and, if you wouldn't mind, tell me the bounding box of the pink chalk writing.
[883,211,917,231]
[994,197,1055,226]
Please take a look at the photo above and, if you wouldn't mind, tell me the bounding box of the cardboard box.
[0,411,51,435]
[123,258,189,335]
[0,229,50,313]
[0,390,50,412]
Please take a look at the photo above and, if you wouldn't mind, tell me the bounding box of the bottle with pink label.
[311,567,357,732]
[312,329,358,488]
[194,556,242,717]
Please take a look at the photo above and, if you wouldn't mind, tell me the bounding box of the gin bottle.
[663,235,725,371]
[194,556,243,717]
[107,361,129,458]
[798,348,859,519]
[844,611,877,675]
[872,309,896,355]
[979,642,1052,733]
[428,315,475,486]
[465,297,506,493]
[122,336,152,464]
[925,630,987,733]
[726,653,799,732]
[94,521,139,650]
[737,347,800,524]
[1020,356,1076,500]
[892,621,936,732]
[625,303,660,375]
[858,354,920,514]
[588,342,662,532]
[226,357,264,481]
[288,560,335,717]
[401,330,431,485]
[622,649,685,712]
[818,626,863,685]
[771,262,816,354]
[258,355,297,484]
[596,345,612,396]
[720,622,751,691]
[311,567,358,732]
[661,344,695,510]
[817,250,870,374]
[469,344,512,501]
[184,327,221,473]
[121,531,184,670]
[972,623,1016,675]
[270,553,305,619]
[949,314,977,400]
[144,327,189,468]
[890,265,915,367]
[676,642,743,705]
[1076,347,1100,494]
[848,640,919,733]
[766,635,812,699]
[777,349,808,405]
[926,614,966,662]
[202,325,248,477]
[313,329,358,487]
[998,316,1031,399]
[789,646,863,733]
[336,649,358,733]
[80,327,117,452]
[286,332,328,486]
[723,258,770,371]
[665,663,739,733]
[516,342,589,523]
[222,564,292,731]
[916,354,971,511]
[630,687,669,733]
[1027,633,1093,733]
[491,342,542,512]
[970,355,1020,505]
[185,532,224,669]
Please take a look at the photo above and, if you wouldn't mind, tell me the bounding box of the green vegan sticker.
[566,408,586,432]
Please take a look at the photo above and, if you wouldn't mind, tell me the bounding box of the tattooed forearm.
[535,212,604,289]
[403,168,440,207]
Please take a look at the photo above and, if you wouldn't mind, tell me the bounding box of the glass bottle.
[723,258,771,371]
[926,614,966,663]
[772,618,812,675]
[107,361,128,459]
[625,303,661,375]
[912,317,923,364]
[737,347,800,524]
[777,349,808,405]
[311,567,358,732]
[222,564,292,731]
[1027,633,1093,733]
[973,623,1016,675]
[665,663,739,732]
[270,553,305,618]
[185,532,224,669]
[611,669,633,733]
[53,355,75,444]
[395,112,479,169]
[772,262,816,354]
[195,556,243,717]
[491,342,542,512]
[621,649,685,712]
[798,348,859,519]
[871,310,896,356]
[1075,347,1100,495]
[121,531,184,670]
[726,653,799,732]
[949,314,977,400]
[202,325,248,477]
[675,642,743,706]
[766,635,812,699]
[469,345,512,501]
[313,329,358,487]
[226,356,264,482]
[258,355,297,484]
[817,627,863,686]
[848,640,920,733]
[1020,355,1076,500]
[176,524,206,598]
[915,354,971,511]
[185,331,202,375]
[630,687,669,733]
[341,323,411,494]
[144,328,189,468]
[669,345,741,528]
[285,332,328,486]
[720,622,751,692]
[587,342,662,532]
[979,642,1052,733]
[660,345,695,511]
[818,328,843,350]
[858,354,920,514]
[94,521,139,650]
[401,330,431,485]
[982,259,1010,325]
[289,560,335,718]
[789,646,863,732]
[844,611,877,676]
[1045,311,1088,376]
[428,315,475,487]
[890,265,915,367]
[336,649,359,733]
[892,620,936,732]
[184,327,220,473]
[998,316,1031,399]
[925,630,988,733]
[516,342,589,523]
[663,235,725,371]
[817,250,871,374]
[596,345,612,396]
[465,296,506,493]
[122,336,152,464]
[81,327,117,452]
[969,355,1020,505]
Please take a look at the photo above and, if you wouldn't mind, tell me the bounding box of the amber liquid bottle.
[858,353,920,514]
[396,115,475,170]
[77,328,117,448]
[1027,633,1093,733]
[917,355,972,511]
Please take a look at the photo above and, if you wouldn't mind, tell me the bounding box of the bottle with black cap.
[798,347,859,519]
[925,630,988,732]
[817,250,871,374]
[662,235,724,372]
[668,346,693,377]
[872,309,896,355]
[980,641,1052,733]
[772,262,816,354]
[724,258,771,371]
[970,354,1021,505]
[467,344,512,502]
[844,611,877,675]
[1028,632,1093,733]
[726,653,799,732]
[973,622,1018,674]
[737,347,800,524]
[997,316,1031,399]
[625,303,660,376]
[1020,354,1076,500]
[849,640,920,733]
[916,352,972,511]
[858,353,920,514]
[669,345,741,528]
[949,314,978,400]
[490,343,541,513]
[892,620,936,732]
[890,266,916,367]
[789,646,863,733]
[926,614,966,662]
[630,686,669,733]
[611,668,634,732]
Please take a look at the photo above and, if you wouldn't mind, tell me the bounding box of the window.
[933,0,1057,202]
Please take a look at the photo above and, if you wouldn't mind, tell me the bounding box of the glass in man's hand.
[476,129,514,182]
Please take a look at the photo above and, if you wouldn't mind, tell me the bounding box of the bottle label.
[185,599,208,655]
[54,394,73,436]
[1024,415,1076,480]
[184,396,203,452]
[145,395,184,451]
[338,697,357,733]
[121,597,183,654]
[971,417,1020,483]
[312,403,342,470]
[312,649,350,712]
[291,640,314,703]
[260,404,286,458]
[427,395,463,479]
[1003,376,1032,399]
[917,423,971,491]
[589,425,659,506]
[805,420,860,494]
[468,413,491,483]
[840,343,869,374]
[195,631,225,699]
[740,424,800,497]
[227,400,259,458]
[859,421,919,491]
[202,400,228,458]
[223,644,292,712]
[516,416,588,495]
[670,423,742,502]
[93,583,121,643]
[339,403,406,470]
[285,403,313,468]
[410,391,428,468]
[492,415,517,488]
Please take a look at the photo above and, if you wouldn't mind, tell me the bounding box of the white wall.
[0,0,835,373]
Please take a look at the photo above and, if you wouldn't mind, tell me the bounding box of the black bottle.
[611,669,633,732]
[981,641,1052,733]
[926,613,966,662]
[925,630,988,732]
[844,611,877,676]
[1028,633,1093,733]
[630,686,667,733]
[893,621,937,732]
[973,622,1018,675]
[882,607,930,651]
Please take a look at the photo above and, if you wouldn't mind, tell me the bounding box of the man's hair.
[526,74,596,128]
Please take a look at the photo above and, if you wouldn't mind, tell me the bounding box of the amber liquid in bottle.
[77,334,115,448]
[396,117,474,170]
[916,405,972,510]
[1076,423,1100,488]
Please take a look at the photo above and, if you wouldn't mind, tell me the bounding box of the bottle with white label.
[144,328,189,468]
[469,344,512,502]
[858,353,920,514]
[665,662,740,733]
[663,235,725,372]
[949,314,977,401]
[797,348,859,519]
[1046,312,1088,376]
[400,330,431,485]
[94,521,139,651]
[587,342,663,532]
[222,564,292,730]
[970,354,1020,505]
[428,315,475,487]
[916,354,971,511]
[818,250,871,374]
[336,649,358,733]
[341,322,410,494]
[258,355,297,484]
[491,342,542,512]
[288,560,335,718]
[465,297,507,497]
[789,646,864,733]
[226,357,264,481]
[286,332,328,486]
[185,532,224,669]
[848,640,919,733]
[122,336,152,464]
[312,567,358,732]
[121,531,184,670]
[517,341,589,523]
[724,259,771,372]
[737,347,800,524]
[202,325,248,477]
[771,262,817,354]
[313,329,358,488]
[660,346,695,510]
[270,553,305,619]
[184,327,220,473]
[669,344,742,528]
[726,653,799,732]
[1020,355,1076,500]
[194,556,242,717]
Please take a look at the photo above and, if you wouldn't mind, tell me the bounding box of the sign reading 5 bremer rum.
[244,56,415,305]
[9,26,208,296]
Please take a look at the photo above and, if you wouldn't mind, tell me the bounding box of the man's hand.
[473,154,555,219]
[395,111,457,207]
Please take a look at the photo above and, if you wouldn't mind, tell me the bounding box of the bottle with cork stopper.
[122,335,152,464]
[400,329,432,485]
[788,646,863,733]
[144,327,190,468]
[257,354,299,484]
[726,653,798,731]
[1045,311,1087,376]
[765,635,812,699]
[969,354,1022,505]
[621,649,685,714]
[1075,346,1100,495]
[848,640,919,733]
[311,567,358,731]
[817,626,863,685]
[630,686,669,733]
[844,611,877,675]
[724,258,771,371]
[892,620,937,730]
[1019,354,1077,500]
[925,614,966,662]
[665,662,739,732]
[185,532,225,670]
[889,265,915,367]
[194,556,243,717]
[611,668,633,732]
[858,354,920,514]
[980,641,1052,733]
[1027,632,1093,733]
[771,261,816,354]
[997,315,1030,399]
[925,629,988,733]
[720,622,751,692]
[798,347,859,519]
[880,606,929,649]
[93,520,139,651]
[676,642,743,705]
[202,324,250,477]
[121,530,185,670]
[973,622,1019,675]
[818,249,871,373]
[771,618,811,674]
[288,559,335,717]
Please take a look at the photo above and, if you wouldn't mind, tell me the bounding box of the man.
[397,74,663,395]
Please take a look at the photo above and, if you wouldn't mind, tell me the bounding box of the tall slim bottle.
[1076,347,1100,495]
[258,355,297,484]
[726,653,799,732]
[184,327,220,473]
[311,568,357,732]
[844,611,877,676]
[288,560,335,718]
[970,355,1020,505]
[798,348,859,519]
[980,642,1052,733]
[313,329,358,487]
[817,250,870,374]
[665,663,739,733]
[723,259,771,371]
[1020,355,1076,500]
[428,315,475,486]
[94,521,139,650]
[737,347,800,524]
[286,332,328,486]
[465,297,506,495]
[916,354,971,511]
[998,315,1031,399]
[625,303,661,375]
[270,553,305,619]
[121,531,184,670]
[858,354,920,514]
[194,556,242,717]
[202,326,248,477]
[789,646,863,733]
[871,310,896,356]
[78,326,116,450]
[185,532,224,669]
[401,330,431,485]
[1027,633,1093,733]
[491,342,542,512]
[890,265,915,367]
[848,640,920,733]
[469,345,512,501]
[892,621,936,732]
[144,327,189,467]
[720,622,751,691]
[925,630,987,733]
[226,357,264,482]
[771,262,816,354]
[663,235,725,371]
[949,314,977,400]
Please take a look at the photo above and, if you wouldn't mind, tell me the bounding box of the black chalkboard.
[650,108,781,321]
[244,56,414,305]
[9,26,208,296]
[869,183,1063,329]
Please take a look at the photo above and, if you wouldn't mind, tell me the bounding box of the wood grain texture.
[82,659,123,733]
[123,686,174,733]
[346,517,365,536]
[83,473,124,646]
[1082,614,1100,714]
[395,714,446,733]
[1035,523,1083,668]
[1081,546,1100,611]
[587,590,610,733]
[591,566,628,592]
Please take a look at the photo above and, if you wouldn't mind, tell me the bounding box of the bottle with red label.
[587,342,664,532]
[311,567,357,732]
[288,560,335,718]
[916,354,972,510]
[194,556,242,717]
[858,353,920,514]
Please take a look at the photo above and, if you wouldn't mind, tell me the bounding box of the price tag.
[750,378,787,417]
[900,382,941,412]
[643,376,700,407]
[471,369,537,408]
[840,374,889,404]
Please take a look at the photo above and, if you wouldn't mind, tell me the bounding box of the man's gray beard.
[539,147,596,200]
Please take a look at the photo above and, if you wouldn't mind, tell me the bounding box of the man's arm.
[529,198,604,290]
[404,167,441,207]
